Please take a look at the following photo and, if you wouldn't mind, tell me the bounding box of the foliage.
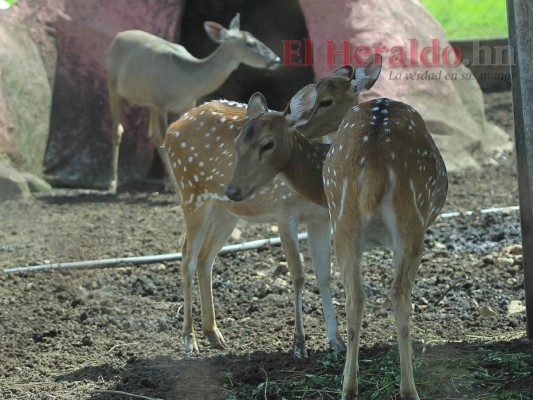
[222,341,532,399]
[421,0,509,39]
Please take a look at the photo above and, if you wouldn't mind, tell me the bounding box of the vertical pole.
[507,0,533,338]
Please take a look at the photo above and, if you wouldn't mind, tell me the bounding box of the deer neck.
[192,43,240,95]
[281,132,330,208]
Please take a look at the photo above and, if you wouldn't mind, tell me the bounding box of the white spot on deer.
[339,178,349,220]
[220,116,227,123]
[188,156,193,163]
[381,109,388,114]
[211,127,217,132]
[362,135,368,142]
[172,131,180,138]
[409,179,425,226]
[205,144,211,149]
[180,142,187,148]
[199,161,205,167]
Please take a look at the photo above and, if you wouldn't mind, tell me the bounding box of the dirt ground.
[0,91,530,399]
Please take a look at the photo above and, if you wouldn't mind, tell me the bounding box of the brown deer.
[105,13,280,192]
[163,61,382,358]
[226,85,447,399]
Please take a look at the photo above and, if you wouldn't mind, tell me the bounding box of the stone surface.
[299,0,512,172]
[0,11,53,176]
[41,0,185,189]
[0,0,513,189]
[0,159,31,201]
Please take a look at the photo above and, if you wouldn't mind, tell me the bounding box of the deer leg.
[334,212,365,400]
[181,202,214,353]
[391,231,423,400]
[307,220,345,354]
[152,110,175,192]
[277,214,307,358]
[180,233,198,353]
[108,83,123,193]
[196,208,237,349]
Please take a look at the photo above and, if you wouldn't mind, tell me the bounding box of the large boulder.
[299,0,511,172]
[0,159,31,201]
[42,0,185,189]
[0,6,54,177]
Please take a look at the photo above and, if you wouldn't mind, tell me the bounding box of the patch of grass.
[421,0,509,39]
[222,341,532,399]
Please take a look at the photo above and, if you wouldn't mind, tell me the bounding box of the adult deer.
[163,61,382,358]
[105,13,280,192]
[226,85,448,399]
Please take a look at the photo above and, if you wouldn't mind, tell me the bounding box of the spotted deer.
[163,61,382,358]
[105,13,280,192]
[226,86,448,399]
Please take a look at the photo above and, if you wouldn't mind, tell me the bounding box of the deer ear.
[331,65,353,78]
[247,92,269,118]
[229,13,240,30]
[204,21,228,43]
[351,54,382,93]
[286,84,317,126]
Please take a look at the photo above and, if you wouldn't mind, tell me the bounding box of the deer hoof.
[183,333,199,353]
[293,334,308,358]
[342,390,359,400]
[108,181,118,194]
[205,329,226,349]
[330,334,346,355]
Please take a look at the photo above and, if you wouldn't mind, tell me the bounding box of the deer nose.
[268,56,281,69]
[225,186,242,201]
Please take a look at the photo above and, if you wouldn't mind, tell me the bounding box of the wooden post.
[507,0,533,338]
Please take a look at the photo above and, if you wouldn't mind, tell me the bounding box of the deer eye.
[259,140,275,158]
[319,99,333,108]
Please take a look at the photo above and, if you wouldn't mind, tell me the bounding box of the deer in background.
[163,60,382,358]
[105,13,280,192]
[226,85,448,399]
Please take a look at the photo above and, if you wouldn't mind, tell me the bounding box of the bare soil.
[0,91,530,399]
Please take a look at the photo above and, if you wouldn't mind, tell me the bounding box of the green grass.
[421,0,509,39]
[222,340,532,399]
